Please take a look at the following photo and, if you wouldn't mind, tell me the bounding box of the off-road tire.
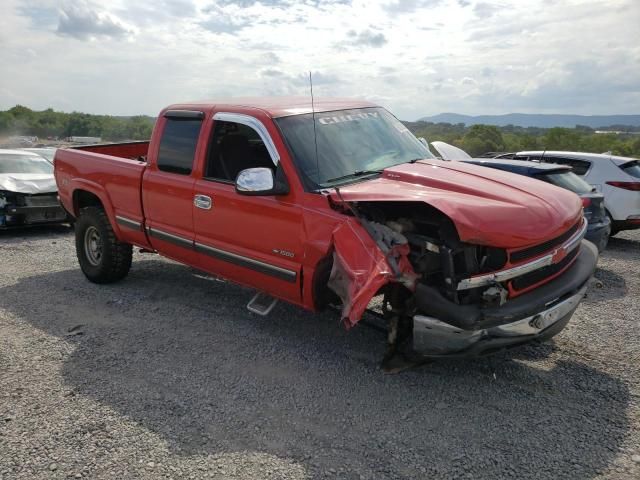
[75,207,132,283]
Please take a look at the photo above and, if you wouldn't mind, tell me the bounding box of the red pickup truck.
[54,97,597,363]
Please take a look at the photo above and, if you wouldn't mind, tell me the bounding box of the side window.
[205,120,276,182]
[157,116,203,175]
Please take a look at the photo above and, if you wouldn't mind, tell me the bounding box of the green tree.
[460,124,505,155]
[542,128,581,150]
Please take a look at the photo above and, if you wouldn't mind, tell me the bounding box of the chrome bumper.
[413,285,587,356]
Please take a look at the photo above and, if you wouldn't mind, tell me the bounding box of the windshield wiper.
[324,169,384,184]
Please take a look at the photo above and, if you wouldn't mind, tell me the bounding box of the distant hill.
[419,113,640,129]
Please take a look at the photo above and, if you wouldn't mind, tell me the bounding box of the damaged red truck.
[54,98,598,362]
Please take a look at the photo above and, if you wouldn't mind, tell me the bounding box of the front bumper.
[1,204,68,228]
[412,240,598,357]
[585,217,611,251]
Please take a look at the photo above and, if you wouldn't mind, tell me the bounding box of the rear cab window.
[157,111,204,175]
[619,160,640,178]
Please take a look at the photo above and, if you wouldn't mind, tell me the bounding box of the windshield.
[0,153,54,174]
[275,107,433,188]
[24,148,56,162]
[620,160,640,179]
[537,171,593,194]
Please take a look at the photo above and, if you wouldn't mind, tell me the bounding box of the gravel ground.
[0,226,639,480]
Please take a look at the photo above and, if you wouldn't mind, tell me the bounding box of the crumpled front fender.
[327,218,417,329]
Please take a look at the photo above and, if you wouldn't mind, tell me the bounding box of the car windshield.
[25,149,56,162]
[620,160,640,179]
[537,171,593,194]
[0,153,54,174]
[275,107,433,188]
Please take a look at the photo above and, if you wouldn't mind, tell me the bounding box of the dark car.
[461,158,611,251]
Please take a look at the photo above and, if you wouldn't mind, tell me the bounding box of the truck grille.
[510,246,580,291]
[23,194,59,207]
[510,221,580,263]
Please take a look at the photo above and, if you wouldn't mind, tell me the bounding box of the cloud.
[200,16,251,34]
[344,29,387,47]
[3,0,639,119]
[17,4,58,28]
[56,2,134,40]
[383,0,444,14]
[473,2,504,18]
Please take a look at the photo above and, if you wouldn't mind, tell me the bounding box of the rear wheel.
[75,207,132,283]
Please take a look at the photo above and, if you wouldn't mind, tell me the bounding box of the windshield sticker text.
[318,112,379,125]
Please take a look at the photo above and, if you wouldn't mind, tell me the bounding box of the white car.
[0,149,68,228]
[495,151,640,236]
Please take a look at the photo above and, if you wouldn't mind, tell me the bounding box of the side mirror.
[235,167,289,196]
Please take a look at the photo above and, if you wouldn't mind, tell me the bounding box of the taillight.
[606,181,640,191]
[581,197,591,207]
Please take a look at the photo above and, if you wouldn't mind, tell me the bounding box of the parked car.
[459,158,611,251]
[22,147,57,163]
[54,98,597,361]
[494,151,640,236]
[0,149,68,228]
[430,141,471,160]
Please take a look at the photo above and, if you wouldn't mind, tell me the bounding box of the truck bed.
[54,142,149,247]
[72,140,150,161]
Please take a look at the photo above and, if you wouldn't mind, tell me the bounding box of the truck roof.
[166,96,378,118]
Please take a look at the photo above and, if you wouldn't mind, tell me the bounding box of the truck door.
[142,110,205,264]
[192,112,304,303]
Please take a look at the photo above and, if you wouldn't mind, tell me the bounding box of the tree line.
[0,105,155,141]
[1,105,639,157]
[404,121,640,158]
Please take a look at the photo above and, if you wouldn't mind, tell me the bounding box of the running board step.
[247,292,278,316]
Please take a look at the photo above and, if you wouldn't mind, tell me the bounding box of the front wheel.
[75,207,132,283]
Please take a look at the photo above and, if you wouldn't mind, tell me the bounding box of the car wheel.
[75,206,132,283]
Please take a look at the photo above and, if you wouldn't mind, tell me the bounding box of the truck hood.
[0,173,58,195]
[328,159,582,249]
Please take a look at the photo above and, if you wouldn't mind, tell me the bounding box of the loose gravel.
[0,225,638,479]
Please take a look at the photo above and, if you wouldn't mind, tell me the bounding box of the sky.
[1,0,639,120]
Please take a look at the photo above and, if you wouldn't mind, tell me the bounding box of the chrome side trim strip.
[456,219,588,291]
[195,242,297,283]
[213,112,280,165]
[144,226,297,282]
[115,215,143,231]
[147,227,194,249]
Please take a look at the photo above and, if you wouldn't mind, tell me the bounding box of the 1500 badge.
[273,249,295,258]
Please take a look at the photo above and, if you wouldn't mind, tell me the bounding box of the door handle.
[194,194,212,210]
